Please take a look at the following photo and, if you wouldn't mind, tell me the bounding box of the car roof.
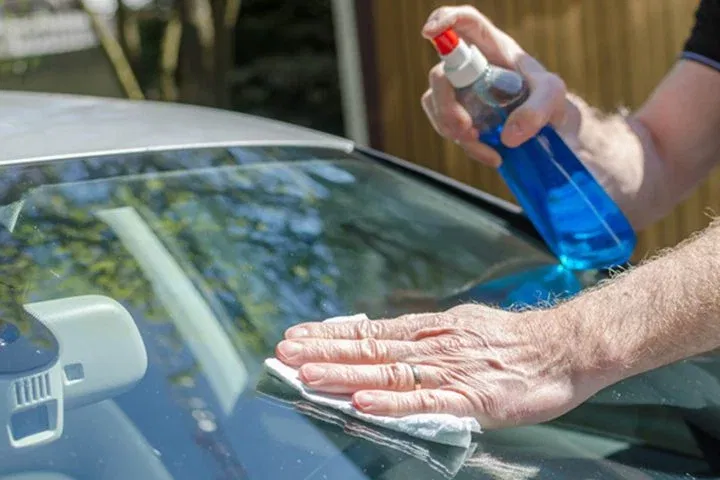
[0,91,354,165]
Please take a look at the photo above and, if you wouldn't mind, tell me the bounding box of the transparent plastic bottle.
[430,29,636,270]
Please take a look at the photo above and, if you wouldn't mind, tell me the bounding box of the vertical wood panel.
[370,0,707,262]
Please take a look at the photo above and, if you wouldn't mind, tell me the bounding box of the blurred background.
[0,0,709,262]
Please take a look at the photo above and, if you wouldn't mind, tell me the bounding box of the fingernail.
[286,327,309,339]
[354,392,389,412]
[278,341,303,359]
[354,392,375,410]
[301,365,326,383]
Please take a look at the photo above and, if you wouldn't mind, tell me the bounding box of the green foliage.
[0,145,545,356]
[230,0,344,135]
[125,0,344,134]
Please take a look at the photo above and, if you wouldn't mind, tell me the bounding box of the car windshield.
[0,145,717,479]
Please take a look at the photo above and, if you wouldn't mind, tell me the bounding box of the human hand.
[421,5,569,167]
[276,304,606,429]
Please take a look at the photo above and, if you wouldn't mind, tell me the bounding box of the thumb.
[502,56,567,148]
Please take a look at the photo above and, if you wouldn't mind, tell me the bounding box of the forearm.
[557,94,670,231]
[560,220,720,387]
[557,61,720,231]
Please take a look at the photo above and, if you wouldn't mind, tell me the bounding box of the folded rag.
[264,313,481,448]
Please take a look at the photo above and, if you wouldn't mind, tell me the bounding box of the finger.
[298,362,445,394]
[458,140,502,167]
[424,67,502,166]
[423,96,499,167]
[275,338,419,367]
[427,65,476,142]
[352,389,474,418]
[423,90,499,167]
[422,89,457,139]
[422,5,521,67]
[284,314,442,341]
[421,90,451,138]
[502,58,567,147]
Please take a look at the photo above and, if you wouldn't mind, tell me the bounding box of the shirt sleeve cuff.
[681,51,720,73]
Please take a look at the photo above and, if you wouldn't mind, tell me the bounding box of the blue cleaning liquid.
[440,264,582,310]
[432,28,637,271]
[480,125,637,270]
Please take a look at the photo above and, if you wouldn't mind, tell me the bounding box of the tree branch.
[160,11,183,101]
[82,0,144,100]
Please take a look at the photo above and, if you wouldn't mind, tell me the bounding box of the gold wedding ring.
[409,364,422,390]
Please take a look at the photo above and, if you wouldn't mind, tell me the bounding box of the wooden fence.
[364,0,712,261]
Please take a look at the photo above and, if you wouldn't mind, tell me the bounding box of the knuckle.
[382,363,409,389]
[396,313,423,335]
[419,391,443,413]
[435,122,456,140]
[452,4,493,27]
[421,90,432,108]
[344,368,363,386]
[355,319,382,339]
[545,73,567,95]
[295,341,314,360]
[435,334,466,355]
[303,342,334,362]
[447,304,478,320]
[435,369,456,386]
[428,6,452,21]
[518,107,546,132]
[411,327,444,342]
[431,311,454,327]
[428,64,445,86]
[359,337,384,360]
[438,113,464,134]
[471,389,504,419]
[328,343,349,361]
[423,97,466,138]
[551,104,569,127]
[421,92,437,122]
[461,4,488,21]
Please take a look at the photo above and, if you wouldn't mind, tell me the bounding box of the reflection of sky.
[114,327,216,479]
[222,396,369,480]
[117,303,370,480]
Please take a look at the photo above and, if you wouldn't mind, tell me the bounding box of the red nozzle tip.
[431,29,459,55]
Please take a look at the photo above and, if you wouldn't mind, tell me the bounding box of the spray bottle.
[430,29,636,270]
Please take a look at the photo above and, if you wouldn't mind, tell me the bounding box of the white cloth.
[264,314,481,448]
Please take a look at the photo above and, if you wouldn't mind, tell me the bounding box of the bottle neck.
[443,43,489,89]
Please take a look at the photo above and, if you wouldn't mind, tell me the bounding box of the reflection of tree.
[0,146,553,333]
[0,145,554,477]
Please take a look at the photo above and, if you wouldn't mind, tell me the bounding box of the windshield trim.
[355,146,629,277]
[0,140,354,169]
[354,145,550,251]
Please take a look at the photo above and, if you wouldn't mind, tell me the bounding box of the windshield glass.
[0,145,716,480]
